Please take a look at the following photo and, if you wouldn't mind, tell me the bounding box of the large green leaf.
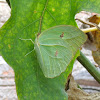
[35,25,86,78]
[0,0,100,100]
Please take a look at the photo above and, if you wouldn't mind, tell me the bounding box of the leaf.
[88,15,100,65]
[67,75,100,100]
[35,25,86,78]
[92,50,100,65]
[0,0,100,99]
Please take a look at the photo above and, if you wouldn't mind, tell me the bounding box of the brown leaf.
[89,15,100,66]
[67,76,100,100]
[92,50,100,65]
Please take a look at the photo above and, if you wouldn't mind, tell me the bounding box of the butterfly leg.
[19,38,34,44]
[19,38,35,56]
[25,49,35,56]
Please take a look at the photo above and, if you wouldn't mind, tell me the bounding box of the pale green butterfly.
[35,25,87,78]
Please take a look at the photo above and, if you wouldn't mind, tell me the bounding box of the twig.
[76,18,100,33]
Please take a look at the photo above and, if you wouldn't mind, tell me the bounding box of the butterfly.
[35,25,87,78]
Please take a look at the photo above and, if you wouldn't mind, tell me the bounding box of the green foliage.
[0,0,100,100]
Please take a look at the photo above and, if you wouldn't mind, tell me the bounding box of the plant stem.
[77,51,100,83]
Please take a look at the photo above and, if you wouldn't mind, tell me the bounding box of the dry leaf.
[67,75,100,100]
[92,50,100,65]
[89,14,100,66]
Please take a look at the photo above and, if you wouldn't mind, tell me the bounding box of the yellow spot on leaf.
[8,44,11,49]
[52,8,55,12]
[34,10,37,13]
